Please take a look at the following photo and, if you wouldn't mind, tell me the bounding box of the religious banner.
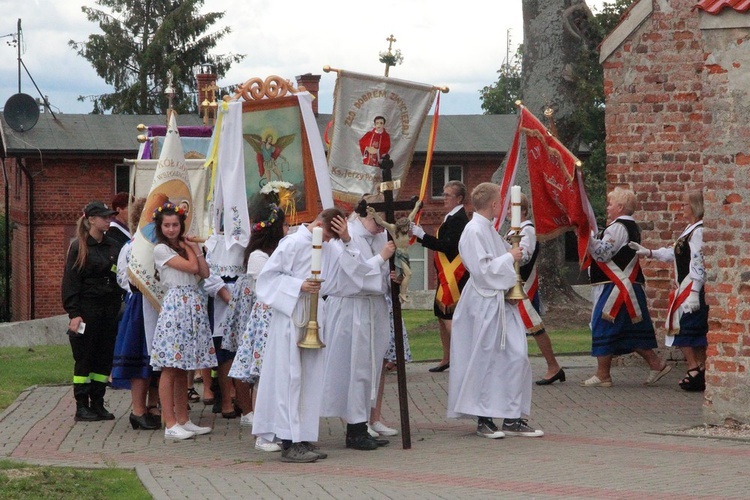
[128,114,196,310]
[327,70,437,204]
[498,105,597,266]
[234,87,332,223]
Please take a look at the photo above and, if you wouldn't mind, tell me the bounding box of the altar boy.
[252,208,369,463]
[447,183,544,439]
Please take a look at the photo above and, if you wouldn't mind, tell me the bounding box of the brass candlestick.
[298,276,326,349]
[506,230,528,301]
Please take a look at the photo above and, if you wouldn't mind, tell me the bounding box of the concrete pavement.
[2,355,749,499]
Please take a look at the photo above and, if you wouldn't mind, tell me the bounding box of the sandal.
[385,362,397,373]
[644,364,673,386]
[579,375,612,387]
[187,387,200,402]
[679,368,705,392]
[146,405,161,417]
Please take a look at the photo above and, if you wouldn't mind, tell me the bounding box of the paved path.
[2,356,749,499]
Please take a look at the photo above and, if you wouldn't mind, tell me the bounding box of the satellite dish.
[3,93,40,132]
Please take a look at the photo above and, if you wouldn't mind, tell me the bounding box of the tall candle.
[311,226,323,274]
[511,185,522,229]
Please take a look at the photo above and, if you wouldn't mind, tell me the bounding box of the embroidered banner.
[129,114,199,311]
[327,70,437,204]
[498,106,597,266]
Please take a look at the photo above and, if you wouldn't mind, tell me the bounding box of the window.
[115,164,129,194]
[431,165,463,198]
[406,244,428,291]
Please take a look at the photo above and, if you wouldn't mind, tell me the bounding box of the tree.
[480,45,522,115]
[69,0,245,114]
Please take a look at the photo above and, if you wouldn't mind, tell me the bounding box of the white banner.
[128,114,204,310]
[328,70,436,204]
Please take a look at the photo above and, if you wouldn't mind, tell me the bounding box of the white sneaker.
[255,437,282,452]
[367,424,379,438]
[240,411,254,427]
[370,421,398,436]
[164,424,195,440]
[180,420,212,435]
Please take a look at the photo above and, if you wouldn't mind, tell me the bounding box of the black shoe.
[369,435,389,446]
[129,412,160,430]
[90,401,115,420]
[428,362,449,373]
[300,441,328,459]
[535,368,566,385]
[346,434,378,450]
[74,404,100,422]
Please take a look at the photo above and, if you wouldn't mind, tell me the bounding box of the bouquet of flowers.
[260,181,297,224]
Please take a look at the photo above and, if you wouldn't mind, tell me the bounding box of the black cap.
[84,201,118,218]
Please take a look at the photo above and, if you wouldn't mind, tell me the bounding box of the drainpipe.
[1,157,9,321]
[16,157,34,319]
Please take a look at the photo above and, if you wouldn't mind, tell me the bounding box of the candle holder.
[506,229,528,301]
[298,275,326,349]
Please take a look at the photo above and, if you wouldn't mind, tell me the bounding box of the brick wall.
[699,19,750,422]
[604,0,750,421]
[603,0,707,340]
[4,155,120,321]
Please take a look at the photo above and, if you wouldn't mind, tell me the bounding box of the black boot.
[345,422,378,450]
[73,384,99,422]
[210,375,222,413]
[89,381,115,420]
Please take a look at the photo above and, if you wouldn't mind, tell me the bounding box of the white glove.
[628,242,651,257]
[681,290,701,314]
[410,221,425,239]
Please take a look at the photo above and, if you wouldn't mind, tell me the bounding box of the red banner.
[500,106,597,266]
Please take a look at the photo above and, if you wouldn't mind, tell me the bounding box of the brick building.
[0,75,518,322]
[600,0,750,421]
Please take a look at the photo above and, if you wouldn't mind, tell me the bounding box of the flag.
[499,106,597,266]
[327,70,437,204]
[128,113,196,311]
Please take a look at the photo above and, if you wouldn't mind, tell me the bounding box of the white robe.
[252,225,368,443]
[321,219,391,423]
[447,212,532,420]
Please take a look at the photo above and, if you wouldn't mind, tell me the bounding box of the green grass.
[0,345,72,410]
[402,309,591,362]
[0,460,151,499]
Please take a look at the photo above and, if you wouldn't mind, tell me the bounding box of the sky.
[0,0,608,116]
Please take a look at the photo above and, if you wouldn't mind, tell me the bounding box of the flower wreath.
[260,181,297,224]
[152,201,186,221]
[253,204,281,232]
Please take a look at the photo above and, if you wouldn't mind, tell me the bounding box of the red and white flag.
[498,105,597,266]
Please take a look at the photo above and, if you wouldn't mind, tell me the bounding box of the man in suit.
[411,181,470,372]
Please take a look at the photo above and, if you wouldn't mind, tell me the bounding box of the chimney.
[296,73,321,116]
[195,64,218,125]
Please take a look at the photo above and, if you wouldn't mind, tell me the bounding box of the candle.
[311,226,323,274]
[511,185,522,229]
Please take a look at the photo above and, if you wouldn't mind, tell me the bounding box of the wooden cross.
[367,154,414,449]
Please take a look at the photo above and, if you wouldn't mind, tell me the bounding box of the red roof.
[693,0,750,13]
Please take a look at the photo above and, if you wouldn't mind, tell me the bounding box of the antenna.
[11,19,57,120]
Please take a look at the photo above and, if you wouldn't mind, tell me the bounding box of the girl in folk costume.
[447,183,544,438]
[202,228,247,418]
[228,203,289,452]
[62,201,123,422]
[630,190,708,391]
[505,193,564,386]
[583,187,671,387]
[150,203,216,440]
[111,197,162,430]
